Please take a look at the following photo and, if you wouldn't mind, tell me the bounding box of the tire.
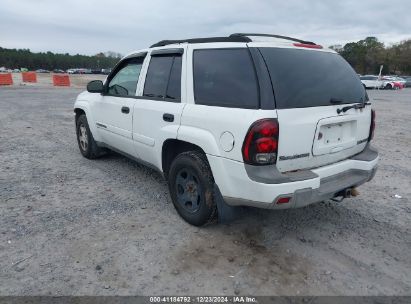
[76,114,103,159]
[168,151,217,226]
[385,83,392,90]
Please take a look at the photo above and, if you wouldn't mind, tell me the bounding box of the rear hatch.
[258,47,371,172]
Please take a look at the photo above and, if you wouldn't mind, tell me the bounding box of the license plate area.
[313,119,357,156]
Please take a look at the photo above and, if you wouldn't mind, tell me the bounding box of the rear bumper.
[291,166,377,208]
[207,145,378,209]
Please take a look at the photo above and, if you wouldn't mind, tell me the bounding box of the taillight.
[369,109,376,141]
[242,119,279,165]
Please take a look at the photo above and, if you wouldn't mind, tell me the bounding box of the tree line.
[0,47,121,70]
[330,37,411,75]
[1,36,410,75]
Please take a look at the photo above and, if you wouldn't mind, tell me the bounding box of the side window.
[166,56,182,100]
[193,49,259,109]
[108,58,144,96]
[143,54,182,101]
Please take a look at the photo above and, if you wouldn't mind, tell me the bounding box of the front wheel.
[385,83,392,90]
[168,151,217,226]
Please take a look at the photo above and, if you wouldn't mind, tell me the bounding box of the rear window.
[259,48,367,109]
[193,49,259,109]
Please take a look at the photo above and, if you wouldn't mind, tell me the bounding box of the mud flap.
[213,184,242,223]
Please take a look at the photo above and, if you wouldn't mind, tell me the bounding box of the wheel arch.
[73,102,101,142]
[74,108,86,122]
[161,139,207,179]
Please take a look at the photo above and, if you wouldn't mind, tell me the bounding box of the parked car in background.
[53,69,65,73]
[383,76,406,85]
[394,84,403,89]
[36,69,50,73]
[392,82,404,90]
[12,69,21,73]
[394,77,406,88]
[360,75,384,89]
[382,76,405,89]
[403,76,411,87]
[67,68,88,74]
[101,68,112,75]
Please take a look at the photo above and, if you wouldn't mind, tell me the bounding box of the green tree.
[336,37,411,75]
[339,37,385,74]
[0,47,122,71]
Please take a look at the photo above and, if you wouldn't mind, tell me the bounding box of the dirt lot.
[0,85,410,296]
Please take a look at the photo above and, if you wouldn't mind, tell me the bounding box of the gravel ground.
[0,86,410,296]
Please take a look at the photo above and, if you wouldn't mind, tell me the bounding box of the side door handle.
[163,113,174,122]
[121,106,130,114]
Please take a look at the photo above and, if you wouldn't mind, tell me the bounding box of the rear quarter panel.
[179,105,277,160]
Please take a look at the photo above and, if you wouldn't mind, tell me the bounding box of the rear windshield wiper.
[337,102,371,114]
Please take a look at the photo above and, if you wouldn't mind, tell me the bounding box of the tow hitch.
[332,187,359,202]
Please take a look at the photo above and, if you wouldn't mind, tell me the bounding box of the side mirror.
[87,80,104,93]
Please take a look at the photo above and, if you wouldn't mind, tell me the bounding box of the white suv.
[74,33,378,226]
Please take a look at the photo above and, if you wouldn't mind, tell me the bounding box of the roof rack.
[150,36,251,48]
[229,33,316,45]
[150,33,317,48]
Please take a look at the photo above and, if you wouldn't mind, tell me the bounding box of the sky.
[1,0,410,56]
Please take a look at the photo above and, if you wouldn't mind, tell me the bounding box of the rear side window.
[166,56,182,100]
[259,48,368,109]
[193,49,259,109]
[143,54,182,101]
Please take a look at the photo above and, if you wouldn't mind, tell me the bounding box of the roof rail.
[150,36,251,48]
[230,33,316,45]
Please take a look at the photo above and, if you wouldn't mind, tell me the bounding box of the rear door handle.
[121,106,130,114]
[163,113,174,122]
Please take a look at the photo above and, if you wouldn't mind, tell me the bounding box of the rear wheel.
[385,83,392,90]
[76,114,103,159]
[168,151,217,226]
